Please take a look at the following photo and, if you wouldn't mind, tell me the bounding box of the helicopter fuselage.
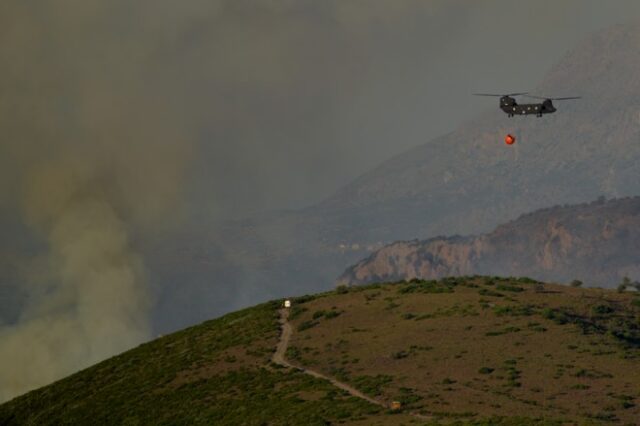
[499,96,555,117]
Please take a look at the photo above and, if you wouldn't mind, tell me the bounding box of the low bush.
[352,375,393,396]
[496,284,524,293]
[335,285,349,294]
[592,304,614,315]
[297,320,319,331]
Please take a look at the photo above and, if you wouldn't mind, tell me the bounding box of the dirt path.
[272,308,294,368]
[272,308,431,420]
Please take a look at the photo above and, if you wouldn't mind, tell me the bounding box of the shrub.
[504,362,521,387]
[571,384,590,390]
[516,277,540,284]
[335,285,349,294]
[385,302,400,310]
[324,310,341,319]
[589,413,617,422]
[574,368,613,379]
[352,375,393,396]
[495,284,524,293]
[485,326,521,336]
[570,280,583,287]
[592,304,614,315]
[397,280,453,294]
[493,304,534,317]
[396,387,423,406]
[285,346,301,360]
[542,308,569,325]
[311,309,341,321]
[289,306,308,320]
[294,294,318,304]
[312,310,326,320]
[391,351,409,360]
[297,320,319,331]
[478,288,504,297]
[621,401,635,409]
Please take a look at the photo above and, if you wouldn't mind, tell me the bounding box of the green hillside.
[2,277,640,425]
[0,301,406,425]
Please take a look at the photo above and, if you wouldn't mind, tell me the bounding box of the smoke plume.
[0,160,150,400]
[0,1,190,401]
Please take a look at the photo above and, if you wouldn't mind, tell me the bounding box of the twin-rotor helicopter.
[473,92,580,117]
[474,92,581,144]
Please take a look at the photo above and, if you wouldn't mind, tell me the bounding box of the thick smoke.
[0,160,151,401]
[0,1,191,401]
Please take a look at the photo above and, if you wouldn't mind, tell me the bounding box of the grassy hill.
[2,277,640,425]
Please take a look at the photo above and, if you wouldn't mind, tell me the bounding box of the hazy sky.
[1,0,640,402]
[187,0,640,218]
[3,1,640,220]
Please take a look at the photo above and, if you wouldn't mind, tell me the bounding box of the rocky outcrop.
[339,197,640,287]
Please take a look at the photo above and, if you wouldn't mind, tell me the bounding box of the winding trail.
[272,308,432,421]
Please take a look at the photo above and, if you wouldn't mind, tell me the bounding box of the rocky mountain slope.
[3,277,640,424]
[339,196,640,286]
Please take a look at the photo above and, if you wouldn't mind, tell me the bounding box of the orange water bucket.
[505,134,516,145]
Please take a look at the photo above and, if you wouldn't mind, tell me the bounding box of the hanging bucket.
[505,134,516,145]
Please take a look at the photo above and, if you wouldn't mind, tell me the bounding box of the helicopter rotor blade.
[525,95,581,101]
[473,92,528,97]
[552,96,581,101]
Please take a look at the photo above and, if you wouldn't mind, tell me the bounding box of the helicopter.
[473,93,580,117]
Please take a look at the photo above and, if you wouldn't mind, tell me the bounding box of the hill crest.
[2,276,640,425]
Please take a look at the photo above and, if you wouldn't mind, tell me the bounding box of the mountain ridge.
[338,196,640,287]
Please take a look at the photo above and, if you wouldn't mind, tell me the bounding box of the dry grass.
[288,277,640,424]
